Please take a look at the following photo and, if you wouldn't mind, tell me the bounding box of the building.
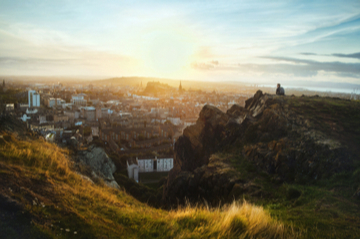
[54,114,69,123]
[48,98,66,108]
[127,156,174,182]
[47,98,56,108]
[5,103,14,112]
[71,94,87,106]
[127,159,139,182]
[28,90,40,107]
[82,106,96,121]
[28,121,55,132]
[137,156,173,172]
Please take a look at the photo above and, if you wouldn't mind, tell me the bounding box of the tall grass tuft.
[170,201,297,238]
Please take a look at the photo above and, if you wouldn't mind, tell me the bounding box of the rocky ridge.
[162,91,355,206]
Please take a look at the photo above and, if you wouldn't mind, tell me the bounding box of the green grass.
[213,145,360,239]
[0,131,297,238]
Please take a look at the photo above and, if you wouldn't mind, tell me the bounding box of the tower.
[179,81,182,91]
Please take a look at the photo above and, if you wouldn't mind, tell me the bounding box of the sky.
[0,0,359,85]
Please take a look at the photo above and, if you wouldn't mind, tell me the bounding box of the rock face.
[77,145,119,189]
[162,90,355,206]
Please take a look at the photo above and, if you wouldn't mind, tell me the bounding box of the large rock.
[163,90,355,206]
[77,145,119,189]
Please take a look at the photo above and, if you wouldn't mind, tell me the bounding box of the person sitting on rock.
[276,83,285,95]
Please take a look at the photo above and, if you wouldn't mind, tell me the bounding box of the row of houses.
[127,156,174,182]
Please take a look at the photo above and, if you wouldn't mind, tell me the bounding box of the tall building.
[179,81,182,91]
[28,90,40,107]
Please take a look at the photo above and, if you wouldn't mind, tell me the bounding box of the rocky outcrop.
[162,90,355,207]
[76,145,119,189]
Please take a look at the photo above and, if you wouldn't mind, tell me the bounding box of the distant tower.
[2,80,4,88]
[141,81,143,88]
[179,81,182,91]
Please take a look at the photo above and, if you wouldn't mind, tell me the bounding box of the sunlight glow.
[141,26,197,76]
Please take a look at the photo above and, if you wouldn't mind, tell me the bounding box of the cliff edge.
[163,91,360,206]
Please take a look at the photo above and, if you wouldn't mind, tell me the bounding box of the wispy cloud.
[332,52,360,60]
[192,56,360,79]
[300,52,318,56]
[300,51,360,60]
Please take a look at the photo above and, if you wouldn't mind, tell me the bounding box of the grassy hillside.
[224,96,360,238]
[0,131,298,238]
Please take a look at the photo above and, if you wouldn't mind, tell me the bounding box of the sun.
[142,27,196,76]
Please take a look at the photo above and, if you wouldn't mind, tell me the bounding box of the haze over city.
[0,0,360,88]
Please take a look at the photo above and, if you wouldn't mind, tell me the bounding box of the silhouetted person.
[276,83,285,95]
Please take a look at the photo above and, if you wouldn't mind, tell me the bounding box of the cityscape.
[1,0,360,238]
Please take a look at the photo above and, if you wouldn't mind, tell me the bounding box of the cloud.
[300,52,360,60]
[332,52,360,60]
[262,56,360,77]
[300,52,318,56]
[191,60,220,70]
[192,56,360,79]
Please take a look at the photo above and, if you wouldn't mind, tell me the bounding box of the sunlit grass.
[0,131,299,238]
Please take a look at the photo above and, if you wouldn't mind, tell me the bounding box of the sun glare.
[142,27,196,76]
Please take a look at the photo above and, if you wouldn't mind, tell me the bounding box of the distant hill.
[142,81,175,96]
[91,76,247,92]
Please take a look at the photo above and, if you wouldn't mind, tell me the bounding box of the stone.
[77,145,119,189]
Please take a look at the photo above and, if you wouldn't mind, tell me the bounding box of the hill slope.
[0,116,296,238]
[163,90,360,238]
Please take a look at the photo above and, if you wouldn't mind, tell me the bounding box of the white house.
[127,156,174,182]
[127,160,139,182]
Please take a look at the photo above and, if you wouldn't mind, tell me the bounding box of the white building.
[127,160,139,182]
[127,156,174,182]
[28,90,40,107]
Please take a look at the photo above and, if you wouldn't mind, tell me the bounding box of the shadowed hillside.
[0,116,297,238]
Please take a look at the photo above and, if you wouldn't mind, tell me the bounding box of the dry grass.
[171,201,297,238]
[0,131,300,238]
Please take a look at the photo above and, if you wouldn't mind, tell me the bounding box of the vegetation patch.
[0,131,297,238]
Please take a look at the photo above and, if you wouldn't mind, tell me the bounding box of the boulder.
[77,145,119,189]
